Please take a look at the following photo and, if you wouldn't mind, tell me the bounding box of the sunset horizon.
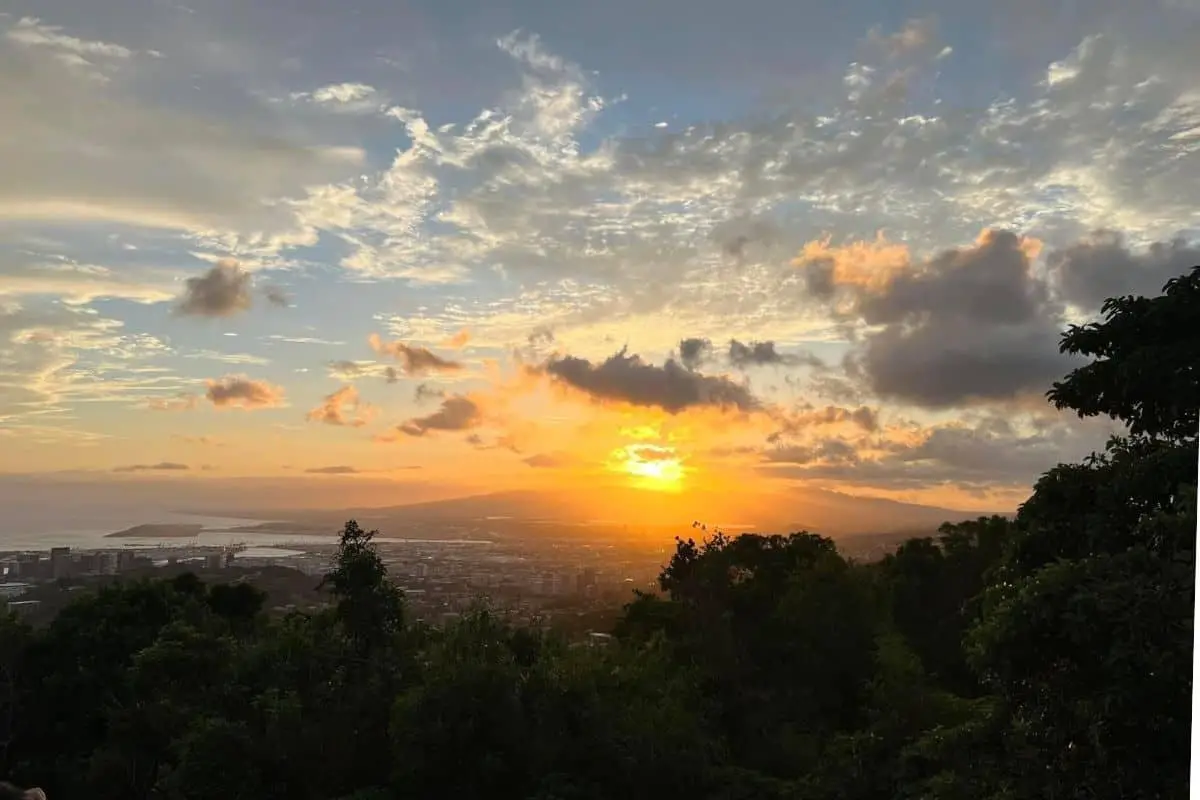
[2,1,1194,534]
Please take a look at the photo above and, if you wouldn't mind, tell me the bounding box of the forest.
[1,270,1196,799]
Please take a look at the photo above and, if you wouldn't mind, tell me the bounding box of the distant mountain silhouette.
[317,485,1008,537]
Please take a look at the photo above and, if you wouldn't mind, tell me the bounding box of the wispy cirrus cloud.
[113,461,188,473]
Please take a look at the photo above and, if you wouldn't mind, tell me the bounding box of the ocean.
[0,512,281,552]
[0,511,498,553]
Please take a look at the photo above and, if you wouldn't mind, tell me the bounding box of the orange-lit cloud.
[306,384,375,427]
[793,232,913,294]
[444,328,471,349]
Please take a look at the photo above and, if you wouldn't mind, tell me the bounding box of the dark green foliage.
[0,273,1194,799]
[1048,266,1200,441]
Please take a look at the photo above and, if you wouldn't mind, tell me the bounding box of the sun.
[612,445,686,491]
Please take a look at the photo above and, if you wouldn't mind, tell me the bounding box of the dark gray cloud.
[678,337,712,370]
[540,348,759,414]
[710,215,780,260]
[113,461,189,473]
[262,285,290,307]
[760,414,1115,491]
[801,229,1076,408]
[528,326,556,347]
[764,438,859,466]
[305,465,359,474]
[858,320,1069,408]
[176,260,253,317]
[768,404,879,442]
[368,334,463,376]
[204,375,285,409]
[414,383,445,402]
[857,230,1052,326]
[1046,230,1200,311]
[398,395,482,436]
[728,339,787,367]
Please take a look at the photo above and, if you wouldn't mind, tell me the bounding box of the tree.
[320,520,405,653]
[624,532,880,779]
[963,269,1199,798]
[1048,266,1200,442]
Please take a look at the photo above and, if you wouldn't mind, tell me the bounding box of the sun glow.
[611,444,686,491]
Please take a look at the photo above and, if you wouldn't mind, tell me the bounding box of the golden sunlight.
[609,444,686,492]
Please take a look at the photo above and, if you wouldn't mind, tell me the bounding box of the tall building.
[49,547,72,579]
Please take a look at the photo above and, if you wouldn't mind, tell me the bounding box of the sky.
[1,0,1198,521]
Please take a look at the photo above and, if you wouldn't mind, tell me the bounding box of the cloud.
[306,384,375,427]
[538,348,760,414]
[523,452,574,468]
[396,394,483,437]
[173,434,222,446]
[528,327,556,347]
[367,334,464,376]
[290,83,382,114]
[796,229,1074,408]
[444,329,471,349]
[112,462,189,473]
[1046,230,1200,311]
[304,465,360,474]
[6,17,134,60]
[414,383,445,402]
[769,404,880,441]
[728,340,793,368]
[148,394,199,412]
[204,375,286,410]
[175,260,253,318]
[678,338,712,370]
[869,17,938,58]
[184,350,270,366]
[262,285,290,308]
[793,233,913,298]
[761,414,1117,493]
[0,260,180,305]
[328,360,367,379]
[268,335,346,346]
[0,16,364,238]
[0,301,182,424]
[625,444,678,462]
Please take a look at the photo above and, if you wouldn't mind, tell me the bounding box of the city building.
[49,547,72,579]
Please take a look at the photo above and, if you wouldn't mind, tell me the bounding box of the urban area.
[0,520,683,638]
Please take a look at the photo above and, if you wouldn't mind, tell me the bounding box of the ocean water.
[0,512,277,551]
[0,511,499,553]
